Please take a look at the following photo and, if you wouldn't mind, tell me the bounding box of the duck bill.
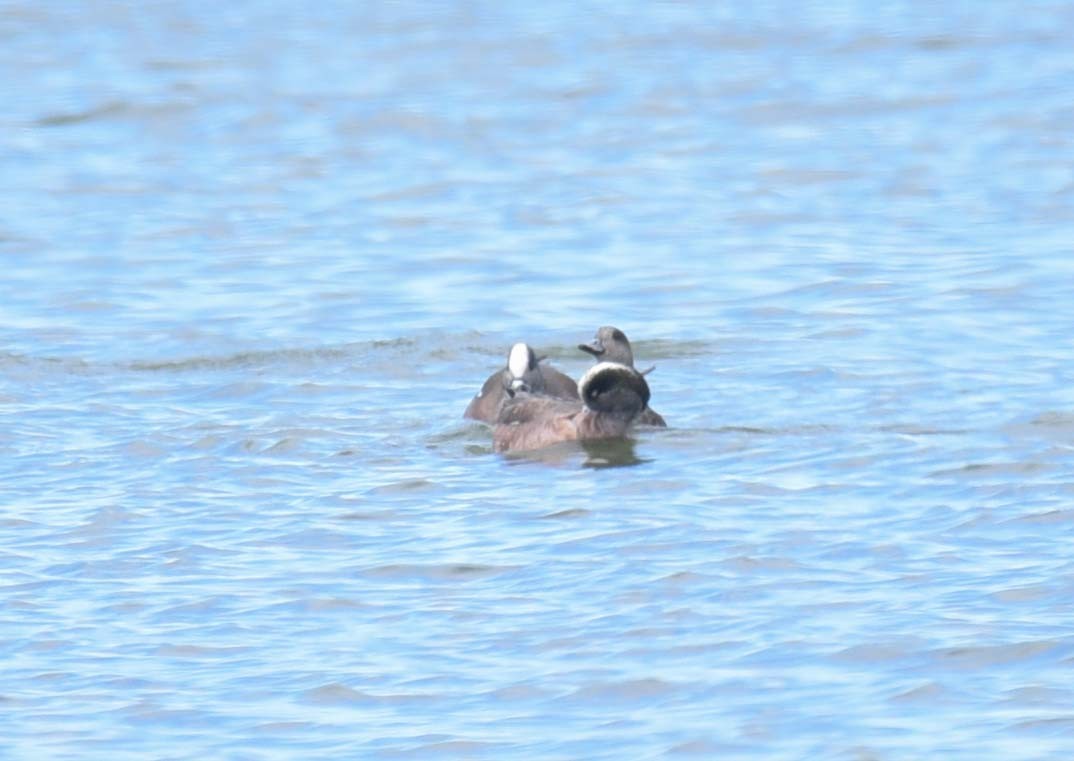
[578,341,604,357]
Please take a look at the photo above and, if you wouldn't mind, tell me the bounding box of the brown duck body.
[493,362,649,453]
[579,326,667,427]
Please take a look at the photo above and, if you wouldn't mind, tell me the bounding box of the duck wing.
[538,365,580,400]
[497,394,581,425]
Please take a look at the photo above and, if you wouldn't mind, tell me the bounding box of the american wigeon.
[493,361,650,453]
[464,342,578,423]
[578,326,667,427]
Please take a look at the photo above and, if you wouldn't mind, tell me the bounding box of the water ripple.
[4,1,1074,759]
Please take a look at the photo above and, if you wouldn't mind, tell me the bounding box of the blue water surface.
[3,1,1074,758]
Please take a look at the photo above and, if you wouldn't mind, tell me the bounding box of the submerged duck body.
[464,342,578,424]
[493,362,650,453]
[579,326,667,427]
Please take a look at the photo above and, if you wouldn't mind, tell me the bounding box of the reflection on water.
[581,437,649,469]
[4,1,1074,759]
[497,435,650,468]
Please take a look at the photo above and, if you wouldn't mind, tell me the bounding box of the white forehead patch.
[508,343,531,378]
[579,361,620,389]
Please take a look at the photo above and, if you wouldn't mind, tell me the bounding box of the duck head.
[578,326,635,367]
[578,361,650,420]
[504,342,543,394]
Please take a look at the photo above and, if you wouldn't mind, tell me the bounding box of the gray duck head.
[578,326,635,367]
[504,342,544,395]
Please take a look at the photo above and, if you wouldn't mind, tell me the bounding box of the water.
[4,1,1074,758]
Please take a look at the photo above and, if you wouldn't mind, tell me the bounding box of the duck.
[493,361,650,453]
[464,342,579,424]
[578,326,667,427]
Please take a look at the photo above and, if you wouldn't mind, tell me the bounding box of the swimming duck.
[493,361,650,453]
[464,342,578,424]
[578,326,667,427]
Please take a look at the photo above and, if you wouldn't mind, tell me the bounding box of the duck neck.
[579,406,636,437]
